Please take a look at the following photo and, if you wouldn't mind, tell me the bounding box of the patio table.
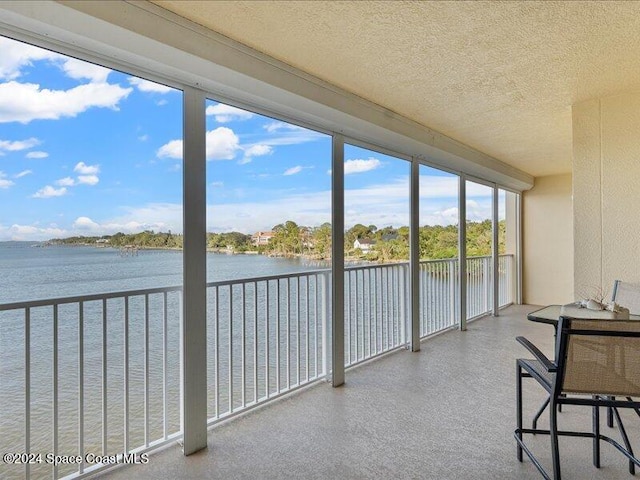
[526,304,640,429]
[528,304,640,326]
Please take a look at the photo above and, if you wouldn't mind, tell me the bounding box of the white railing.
[0,287,183,480]
[419,254,514,337]
[498,254,514,308]
[466,256,493,320]
[344,263,409,367]
[205,270,329,423]
[0,254,514,480]
[419,258,458,337]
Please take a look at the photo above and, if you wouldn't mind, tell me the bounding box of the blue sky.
[0,36,498,241]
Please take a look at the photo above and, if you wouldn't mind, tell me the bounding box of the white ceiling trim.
[0,0,533,190]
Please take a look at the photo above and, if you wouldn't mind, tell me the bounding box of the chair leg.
[516,363,523,462]
[592,400,601,468]
[611,406,636,475]
[533,396,550,430]
[550,401,562,480]
[607,396,615,428]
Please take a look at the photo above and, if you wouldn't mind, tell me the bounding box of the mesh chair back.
[562,319,640,397]
[612,280,640,315]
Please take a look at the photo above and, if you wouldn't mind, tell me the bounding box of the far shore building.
[252,231,275,246]
[353,237,375,253]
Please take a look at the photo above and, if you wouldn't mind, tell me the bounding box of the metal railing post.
[322,271,330,380]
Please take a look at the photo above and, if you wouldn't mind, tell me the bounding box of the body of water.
[0,243,502,480]
[0,243,332,480]
[0,242,325,304]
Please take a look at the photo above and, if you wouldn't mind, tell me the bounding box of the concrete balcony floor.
[102,305,640,479]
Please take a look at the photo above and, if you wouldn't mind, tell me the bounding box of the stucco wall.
[573,93,640,300]
[523,174,574,305]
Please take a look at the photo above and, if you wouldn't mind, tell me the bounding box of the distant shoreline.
[26,242,385,265]
[39,241,335,261]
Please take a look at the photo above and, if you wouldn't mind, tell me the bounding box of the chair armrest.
[516,336,556,372]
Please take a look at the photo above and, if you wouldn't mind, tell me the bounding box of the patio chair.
[613,280,640,315]
[606,280,640,426]
[515,316,640,480]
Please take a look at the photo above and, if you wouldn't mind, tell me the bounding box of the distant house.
[251,231,275,246]
[353,237,375,253]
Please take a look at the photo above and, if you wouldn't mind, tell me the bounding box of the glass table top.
[528,304,640,326]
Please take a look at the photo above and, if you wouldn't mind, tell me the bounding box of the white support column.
[505,191,519,305]
[458,177,467,331]
[516,193,523,305]
[492,186,500,316]
[181,86,207,455]
[409,159,420,351]
[331,134,345,387]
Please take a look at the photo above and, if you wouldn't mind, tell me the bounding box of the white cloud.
[128,77,173,93]
[26,151,48,159]
[15,170,32,178]
[417,206,461,227]
[157,139,182,159]
[0,137,40,152]
[210,181,224,187]
[206,103,253,123]
[56,177,76,187]
[138,134,149,142]
[261,121,325,146]
[0,81,132,124]
[32,185,67,198]
[156,99,168,106]
[69,206,182,236]
[0,207,181,240]
[0,223,67,242]
[244,144,272,158]
[73,216,100,230]
[77,174,99,186]
[157,127,241,161]
[284,166,303,176]
[207,127,240,160]
[74,162,100,175]
[0,36,59,81]
[465,199,493,222]
[60,58,111,83]
[0,37,113,84]
[263,121,300,133]
[240,144,273,164]
[0,171,15,188]
[344,157,382,175]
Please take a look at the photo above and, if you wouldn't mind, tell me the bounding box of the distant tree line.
[52,230,183,249]
[51,219,505,261]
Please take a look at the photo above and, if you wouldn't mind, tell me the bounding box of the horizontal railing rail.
[0,285,184,312]
[0,253,514,480]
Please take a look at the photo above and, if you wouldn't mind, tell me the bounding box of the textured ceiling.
[153,0,640,177]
